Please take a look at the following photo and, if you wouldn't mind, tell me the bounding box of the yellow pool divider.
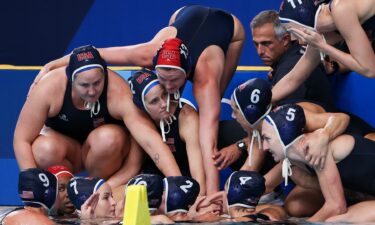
[123,185,151,225]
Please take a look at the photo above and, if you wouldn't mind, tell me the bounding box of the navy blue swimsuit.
[303,135,375,195]
[45,73,123,143]
[142,103,191,177]
[337,135,375,195]
[171,5,234,80]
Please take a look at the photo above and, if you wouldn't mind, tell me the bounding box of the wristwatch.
[236,140,248,156]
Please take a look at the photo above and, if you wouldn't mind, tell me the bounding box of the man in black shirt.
[250,10,333,106]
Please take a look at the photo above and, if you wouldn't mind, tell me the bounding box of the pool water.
[0,206,369,225]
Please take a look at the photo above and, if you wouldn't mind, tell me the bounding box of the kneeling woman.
[261,104,375,222]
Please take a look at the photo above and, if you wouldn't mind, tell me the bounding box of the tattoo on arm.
[153,153,160,165]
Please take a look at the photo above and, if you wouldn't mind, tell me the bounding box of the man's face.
[252,23,289,66]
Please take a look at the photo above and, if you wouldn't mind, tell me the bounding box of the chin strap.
[84,100,100,118]
[282,157,292,186]
[248,129,262,166]
[281,135,305,186]
[167,90,182,112]
[175,90,182,108]
[160,113,177,142]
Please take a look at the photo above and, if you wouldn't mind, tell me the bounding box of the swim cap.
[232,78,272,166]
[128,68,160,113]
[279,0,324,29]
[163,176,200,214]
[266,104,305,148]
[18,168,58,211]
[47,165,74,179]
[67,177,105,210]
[226,170,265,209]
[67,45,107,82]
[127,174,164,212]
[153,38,191,75]
[265,104,306,185]
[232,78,272,127]
[128,68,176,142]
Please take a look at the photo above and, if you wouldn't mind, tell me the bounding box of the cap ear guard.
[265,104,306,186]
[233,78,272,128]
[132,95,146,111]
[226,170,265,209]
[232,78,272,166]
[18,168,58,211]
[164,176,200,214]
[67,177,105,211]
[266,104,306,149]
[128,68,160,112]
[126,174,164,212]
[128,76,146,111]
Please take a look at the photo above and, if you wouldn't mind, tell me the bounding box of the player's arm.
[179,104,206,195]
[14,74,59,170]
[108,71,181,177]
[193,75,221,194]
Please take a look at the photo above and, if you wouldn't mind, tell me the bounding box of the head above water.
[127,174,164,213]
[18,168,58,212]
[47,165,75,215]
[226,170,265,210]
[67,177,105,211]
[163,176,200,215]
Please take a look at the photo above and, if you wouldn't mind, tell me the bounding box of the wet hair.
[250,10,288,40]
